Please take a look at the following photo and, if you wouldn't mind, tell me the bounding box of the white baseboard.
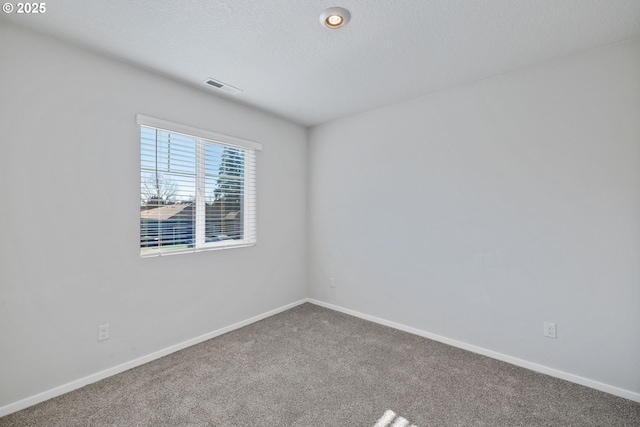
[3,297,637,418]
[307,298,640,403]
[0,299,308,418]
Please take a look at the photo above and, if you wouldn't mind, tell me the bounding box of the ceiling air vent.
[203,78,243,95]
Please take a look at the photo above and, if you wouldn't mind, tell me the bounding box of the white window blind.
[137,115,260,257]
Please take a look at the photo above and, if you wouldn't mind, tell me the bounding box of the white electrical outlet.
[98,323,110,341]
[330,277,336,288]
[543,321,557,339]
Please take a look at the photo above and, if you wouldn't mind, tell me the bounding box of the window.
[137,115,261,256]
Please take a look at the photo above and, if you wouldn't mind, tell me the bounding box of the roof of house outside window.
[140,203,193,221]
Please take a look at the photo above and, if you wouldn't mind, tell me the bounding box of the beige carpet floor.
[1,303,639,426]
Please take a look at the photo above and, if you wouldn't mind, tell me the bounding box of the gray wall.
[2,20,639,411]
[309,39,640,395]
[0,23,308,407]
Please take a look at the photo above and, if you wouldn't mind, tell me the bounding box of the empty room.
[1,1,639,426]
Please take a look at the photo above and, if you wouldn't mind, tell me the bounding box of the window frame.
[137,114,261,257]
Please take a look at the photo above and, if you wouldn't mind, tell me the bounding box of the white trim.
[195,138,206,247]
[306,298,640,403]
[136,114,262,151]
[4,297,637,417]
[140,242,256,258]
[0,299,307,418]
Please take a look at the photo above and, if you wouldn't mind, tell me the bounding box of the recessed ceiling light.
[320,7,351,29]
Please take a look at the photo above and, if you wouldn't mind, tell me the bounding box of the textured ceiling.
[2,0,640,126]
